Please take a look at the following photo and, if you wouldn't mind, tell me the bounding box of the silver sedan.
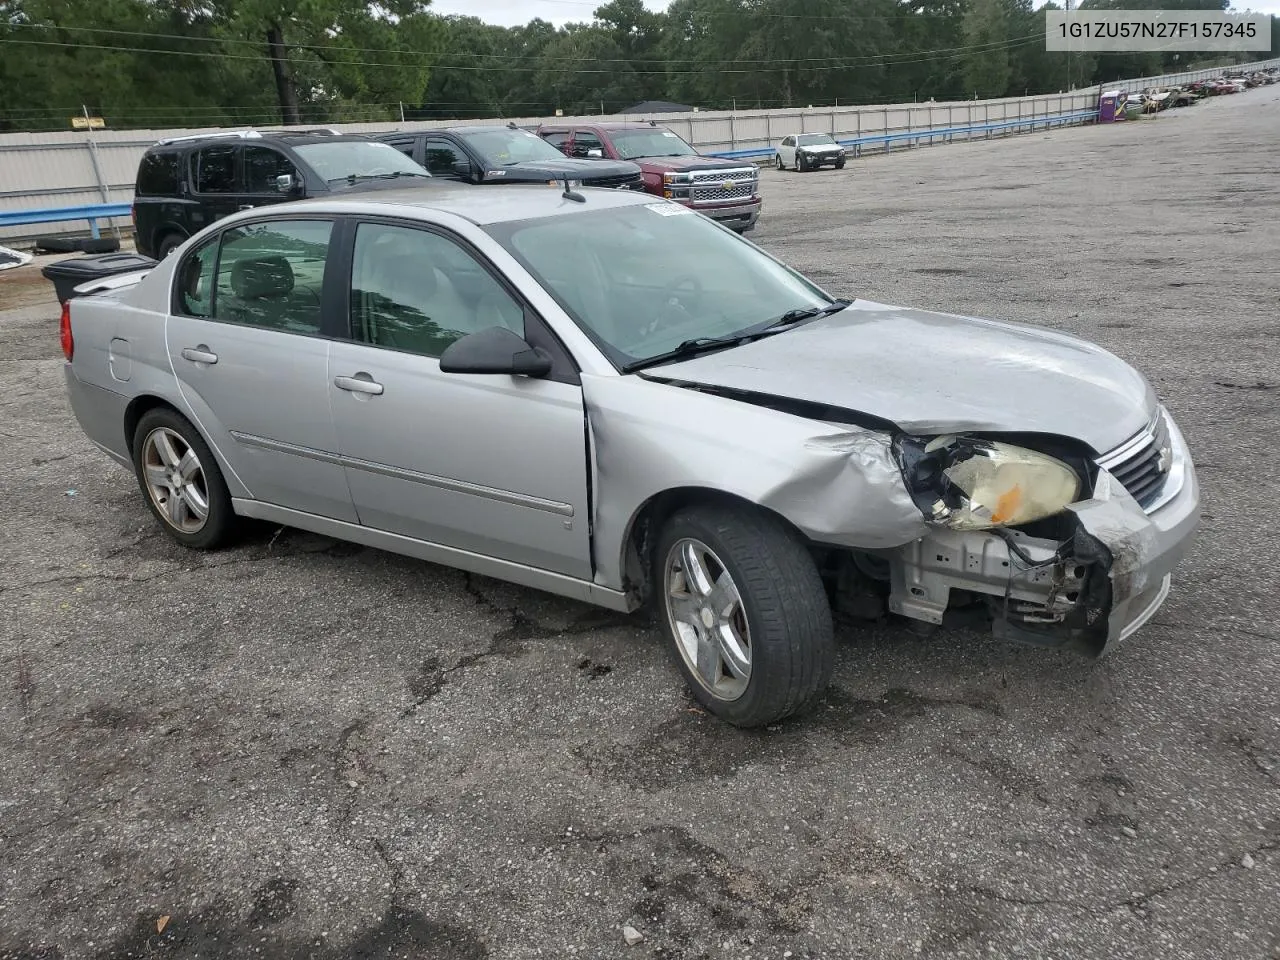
[60,184,1199,727]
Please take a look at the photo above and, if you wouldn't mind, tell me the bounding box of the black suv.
[377,125,645,191]
[131,130,433,258]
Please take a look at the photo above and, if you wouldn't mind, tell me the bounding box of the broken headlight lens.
[899,436,1082,531]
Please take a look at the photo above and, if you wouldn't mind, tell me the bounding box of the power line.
[0,32,1045,74]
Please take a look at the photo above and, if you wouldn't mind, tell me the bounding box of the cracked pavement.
[2,86,1279,959]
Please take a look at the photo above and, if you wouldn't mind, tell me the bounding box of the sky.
[430,0,1280,27]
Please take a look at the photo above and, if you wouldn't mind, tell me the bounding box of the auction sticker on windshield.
[646,203,695,216]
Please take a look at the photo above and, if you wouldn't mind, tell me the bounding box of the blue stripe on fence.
[705,109,1100,160]
[0,202,132,238]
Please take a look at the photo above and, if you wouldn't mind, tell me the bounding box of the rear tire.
[775,154,784,170]
[132,407,237,550]
[653,505,835,728]
[156,233,185,259]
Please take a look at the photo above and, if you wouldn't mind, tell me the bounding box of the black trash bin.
[42,252,157,304]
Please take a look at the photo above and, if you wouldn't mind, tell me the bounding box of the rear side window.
[136,151,181,195]
[540,131,569,151]
[194,146,236,193]
[213,220,332,334]
[176,238,218,317]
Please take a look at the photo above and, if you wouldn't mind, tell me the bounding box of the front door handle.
[238,204,255,211]
[181,346,218,364]
[334,374,384,396]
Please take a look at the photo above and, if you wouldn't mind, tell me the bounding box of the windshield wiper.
[619,300,852,374]
[338,171,431,183]
[620,336,747,373]
[748,299,851,337]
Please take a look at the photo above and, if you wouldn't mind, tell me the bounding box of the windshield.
[486,204,830,369]
[462,128,567,165]
[293,141,430,181]
[608,128,699,160]
[797,134,836,146]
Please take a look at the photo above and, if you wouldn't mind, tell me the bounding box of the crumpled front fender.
[582,375,927,595]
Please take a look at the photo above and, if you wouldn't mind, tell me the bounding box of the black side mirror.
[439,326,552,378]
[452,159,474,181]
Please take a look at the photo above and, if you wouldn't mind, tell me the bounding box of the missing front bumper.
[881,416,1200,656]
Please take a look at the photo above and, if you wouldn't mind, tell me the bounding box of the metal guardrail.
[0,202,132,238]
[707,110,1100,161]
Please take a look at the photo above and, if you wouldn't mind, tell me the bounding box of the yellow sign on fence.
[71,116,105,130]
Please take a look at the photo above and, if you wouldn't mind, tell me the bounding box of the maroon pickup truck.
[536,121,761,233]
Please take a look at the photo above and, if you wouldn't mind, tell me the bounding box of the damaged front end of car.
[873,410,1200,656]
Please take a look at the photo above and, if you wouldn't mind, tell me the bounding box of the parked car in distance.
[61,186,1199,728]
[536,121,761,232]
[775,133,847,172]
[376,124,645,191]
[131,129,433,259]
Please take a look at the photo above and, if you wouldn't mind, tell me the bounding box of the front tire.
[795,155,806,173]
[653,506,835,728]
[132,407,237,549]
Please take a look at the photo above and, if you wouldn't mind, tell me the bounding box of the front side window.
[608,128,698,160]
[212,220,332,334]
[569,131,604,158]
[175,238,218,317]
[487,205,827,367]
[194,146,236,193]
[291,141,430,183]
[422,138,467,177]
[243,146,299,193]
[350,223,524,358]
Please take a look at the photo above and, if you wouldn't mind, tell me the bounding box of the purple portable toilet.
[1098,90,1120,123]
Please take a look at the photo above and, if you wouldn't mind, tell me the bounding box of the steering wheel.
[665,274,704,313]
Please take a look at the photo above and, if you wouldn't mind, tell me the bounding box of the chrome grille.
[690,167,757,205]
[584,171,644,190]
[1097,411,1172,509]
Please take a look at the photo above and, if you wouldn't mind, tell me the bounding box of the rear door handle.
[334,375,384,396]
[180,346,218,364]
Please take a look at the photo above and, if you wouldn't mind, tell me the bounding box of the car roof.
[539,121,671,131]
[148,131,375,151]
[282,182,660,226]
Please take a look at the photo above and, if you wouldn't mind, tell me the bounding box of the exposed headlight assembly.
[896,435,1082,531]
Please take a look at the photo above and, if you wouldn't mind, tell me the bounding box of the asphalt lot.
[2,86,1278,960]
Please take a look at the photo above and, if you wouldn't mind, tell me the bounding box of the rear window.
[136,151,181,196]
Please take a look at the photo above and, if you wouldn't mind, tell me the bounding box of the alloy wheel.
[664,537,752,701]
[141,426,210,533]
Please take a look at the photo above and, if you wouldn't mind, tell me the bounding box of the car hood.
[632,155,750,173]
[646,300,1156,455]
[797,142,843,152]
[498,158,639,179]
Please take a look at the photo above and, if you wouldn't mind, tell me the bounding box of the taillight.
[59,301,74,361]
[130,203,136,228]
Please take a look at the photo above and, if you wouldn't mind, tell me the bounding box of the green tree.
[960,0,1011,97]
